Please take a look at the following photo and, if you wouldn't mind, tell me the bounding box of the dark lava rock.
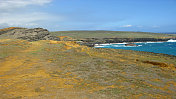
[78,37,175,47]
[125,43,138,46]
[9,28,60,41]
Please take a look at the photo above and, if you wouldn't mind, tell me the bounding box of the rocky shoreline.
[76,38,175,47]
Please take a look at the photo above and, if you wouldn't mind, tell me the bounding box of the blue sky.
[0,0,176,32]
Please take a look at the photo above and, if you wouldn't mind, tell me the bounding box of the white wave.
[94,46,105,48]
[112,45,126,47]
[95,42,128,46]
[167,39,176,42]
[99,44,111,46]
[110,43,128,44]
[135,42,164,44]
[146,42,164,43]
[95,44,142,48]
[111,44,142,47]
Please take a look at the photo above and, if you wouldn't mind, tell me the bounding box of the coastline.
[94,39,176,47]
[94,40,176,56]
[1,28,176,98]
[94,41,165,47]
[77,37,176,47]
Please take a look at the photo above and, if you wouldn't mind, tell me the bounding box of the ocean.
[95,42,176,56]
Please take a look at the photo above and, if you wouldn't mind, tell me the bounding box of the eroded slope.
[0,39,176,99]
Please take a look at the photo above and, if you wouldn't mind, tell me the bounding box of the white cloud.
[0,0,65,29]
[120,25,133,27]
[0,12,64,27]
[0,0,52,11]
[1,12,46,25]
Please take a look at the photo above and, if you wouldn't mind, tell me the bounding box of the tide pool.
[95,42,176,56]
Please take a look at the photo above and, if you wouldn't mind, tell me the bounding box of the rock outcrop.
[125,43,138,46]
[8,28,60,41]
[77,38,176,47]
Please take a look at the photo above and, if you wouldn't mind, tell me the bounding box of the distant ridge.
[159,32,176,34]
[56,30,153,33]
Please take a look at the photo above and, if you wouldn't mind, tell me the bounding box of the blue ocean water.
[95,42,176,56]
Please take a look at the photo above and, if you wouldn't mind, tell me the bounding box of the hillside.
[50,31,176,47]
[51,31,176,39]
[0,28,176,99]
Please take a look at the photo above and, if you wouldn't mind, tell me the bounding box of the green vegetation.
[0,28,176,99]
[0,39,175,99]
[51,31,176,39]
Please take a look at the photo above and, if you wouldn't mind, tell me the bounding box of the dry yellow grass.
[0,39,175,99]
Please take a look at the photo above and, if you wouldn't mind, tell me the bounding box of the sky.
[0,0,176,32]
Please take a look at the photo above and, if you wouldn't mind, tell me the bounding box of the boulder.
[9,28,60,41]
[125,43,138,46]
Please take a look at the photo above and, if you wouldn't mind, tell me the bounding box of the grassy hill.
[0,39,176,99]
[0,28,176,98]
[51,31,176,39]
